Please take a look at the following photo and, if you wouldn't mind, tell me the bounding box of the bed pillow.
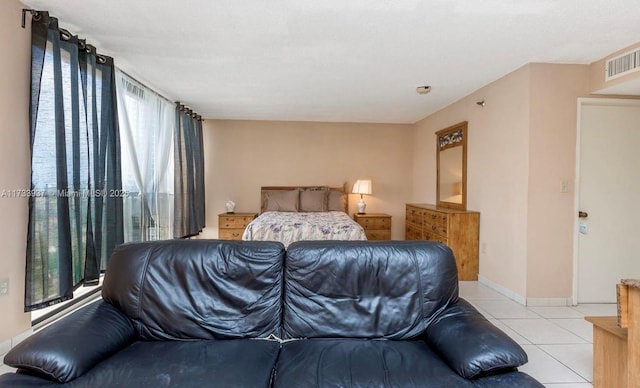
[300,189,328,212]
[327,190,347,212]
[264,190,299,212]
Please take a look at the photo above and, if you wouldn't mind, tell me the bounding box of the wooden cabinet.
[405,204,479,280]
[585,279,640,387]
[353,213,391,241]
[585,316,628,388]
[218,212,257,240]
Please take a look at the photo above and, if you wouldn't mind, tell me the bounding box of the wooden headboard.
[260,183,349,214]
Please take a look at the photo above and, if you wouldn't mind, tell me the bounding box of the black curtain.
[173,104,205,238]
[25,11,123,311]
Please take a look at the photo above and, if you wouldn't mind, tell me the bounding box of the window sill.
[31,277,103,328]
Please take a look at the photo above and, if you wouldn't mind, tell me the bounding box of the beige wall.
[413,65,532,297]
[201,120,413,240]
[0,0,32,343]
[412,63,592,301]
[527,64,590,298]
[411,49,637,302]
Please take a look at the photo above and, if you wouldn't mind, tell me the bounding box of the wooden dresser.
[405,204,480,280]
[218,212,257,240]
[353,213,391,241]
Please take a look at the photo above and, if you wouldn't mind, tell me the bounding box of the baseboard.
[0,338,10,357]
[477,275,574,306]
[525,297,574,307]
[477,275,527,305]
[0,328,33,359]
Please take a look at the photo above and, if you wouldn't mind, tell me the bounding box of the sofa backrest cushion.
[102,240,285,340]
[282,240,459,339]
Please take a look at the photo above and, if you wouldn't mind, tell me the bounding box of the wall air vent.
[605,48,640,81]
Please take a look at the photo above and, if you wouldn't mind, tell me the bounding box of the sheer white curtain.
[115,70,174,241]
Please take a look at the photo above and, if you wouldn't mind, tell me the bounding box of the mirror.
[436,121,467,210]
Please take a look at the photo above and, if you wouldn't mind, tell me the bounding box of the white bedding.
[242,211,367,247]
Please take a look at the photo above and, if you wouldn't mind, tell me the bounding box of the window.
[116,71,175,242]
[26,12,123,311]
[26,11,204,312]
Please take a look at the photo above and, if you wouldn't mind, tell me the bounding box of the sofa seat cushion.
[1,339,280,387]
[273,339,543,388]
[84,339,280,387]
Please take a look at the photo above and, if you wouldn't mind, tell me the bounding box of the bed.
[242,185,367,247]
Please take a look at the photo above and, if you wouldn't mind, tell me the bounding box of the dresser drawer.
[219,215,255,229]
[406,207,424,225]
[218,229,245,240]
[365,230,391,241]
[405,224,422,240]
[423,231,448,245]
[423,210,448,237]
[353,214,391,239]
[358,217,390,230]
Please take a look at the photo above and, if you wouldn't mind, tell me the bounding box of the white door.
[576,99,640,303]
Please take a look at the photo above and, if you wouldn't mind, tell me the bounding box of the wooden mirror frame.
[436,121,467,211]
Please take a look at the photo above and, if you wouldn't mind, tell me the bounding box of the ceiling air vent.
[605,48,640,81]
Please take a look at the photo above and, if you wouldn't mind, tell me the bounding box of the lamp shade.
[352,180,372,195]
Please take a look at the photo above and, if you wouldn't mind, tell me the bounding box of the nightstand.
[218,212,258,240]
[353,213,391,241]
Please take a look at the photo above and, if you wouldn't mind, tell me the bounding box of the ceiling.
[20,0,640,124]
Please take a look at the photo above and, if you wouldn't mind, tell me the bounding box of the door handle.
[578,211,588,218]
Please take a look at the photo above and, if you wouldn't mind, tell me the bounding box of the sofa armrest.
[423,298,528,379]
[4,300,136,383]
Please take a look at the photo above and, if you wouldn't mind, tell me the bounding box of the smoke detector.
[416,85,431,94]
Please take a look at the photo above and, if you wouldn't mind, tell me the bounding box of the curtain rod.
[117,70,203,121]
[176,103,203,121]
[116,68,174,105]
[21,8,38,28]
[22,8,108,64]
[22,9,203,121]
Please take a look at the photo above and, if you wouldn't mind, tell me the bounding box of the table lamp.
[352,179,372,214]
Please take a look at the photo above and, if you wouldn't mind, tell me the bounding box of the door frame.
[572,97,640,305]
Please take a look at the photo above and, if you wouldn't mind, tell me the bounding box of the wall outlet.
[0,278,8,295]
[481,243,487,254]
[560,179,569,193]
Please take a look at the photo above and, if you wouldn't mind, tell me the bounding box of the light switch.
[560,179,569,193]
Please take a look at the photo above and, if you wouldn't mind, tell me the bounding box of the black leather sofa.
[1,240,543,387]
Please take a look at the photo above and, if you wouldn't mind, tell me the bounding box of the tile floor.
[459,281,617,388]
[1,281,616,387]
